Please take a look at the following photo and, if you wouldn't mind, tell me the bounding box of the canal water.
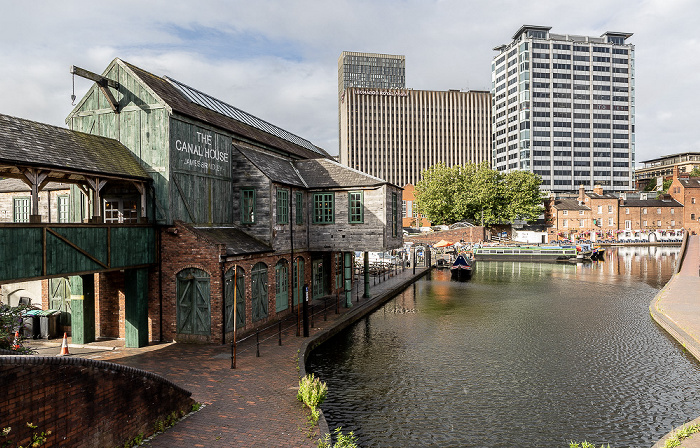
[307,246,700,448]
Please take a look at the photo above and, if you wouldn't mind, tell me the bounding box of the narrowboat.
[473,245,577,261]
[450,254,473,281]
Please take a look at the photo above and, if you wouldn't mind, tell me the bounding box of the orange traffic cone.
[57,332,70,356]
[11,331,20,350]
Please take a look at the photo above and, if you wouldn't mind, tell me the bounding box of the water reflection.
[308,247,699,448]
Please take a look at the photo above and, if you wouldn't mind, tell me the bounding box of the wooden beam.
[70,65,119,89]
[71,65,120,113]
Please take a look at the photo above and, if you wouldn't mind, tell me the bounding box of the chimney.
[593,184,603,195]
[578,184,585,205]
[673,165,679,181]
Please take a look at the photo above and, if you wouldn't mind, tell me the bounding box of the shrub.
[0,305,33,354]
[318,427,358,448]
[297,374,327,423]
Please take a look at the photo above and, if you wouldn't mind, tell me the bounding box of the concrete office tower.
[492,25,634,192]
[338,51,406,97]
[339,88,492,187]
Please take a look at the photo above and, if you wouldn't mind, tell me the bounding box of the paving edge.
[297,268,432,441]
[649,271,700,447]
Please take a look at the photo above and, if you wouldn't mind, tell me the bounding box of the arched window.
[224,266,245,332]
[176,268,211,335]
[251,262,268,322]
[275,260,289,313]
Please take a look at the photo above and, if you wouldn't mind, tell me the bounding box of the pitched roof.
[235,146,393,190]
[189,225,273,256]
[553,199,590,211]
[235,146,306,188]
[293,158,390,189]
[120,60,331,161]
[587,192,618,200]
[0,113,150,181]
[679,178,700,188]
[621,198,682,207]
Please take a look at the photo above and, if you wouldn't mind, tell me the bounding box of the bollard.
[278,321,282,346]
[256,330,260,357]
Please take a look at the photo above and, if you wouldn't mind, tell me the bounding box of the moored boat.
[473,245,577,262]
[450,254,473,281]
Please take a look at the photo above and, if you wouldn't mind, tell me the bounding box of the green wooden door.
[49,277,72,327]
[312,259,324,299]
[275,261,289,313]
[176,268,211,335]
[293,258,304,306]
[251,262,268,322]
[224,267,245,331]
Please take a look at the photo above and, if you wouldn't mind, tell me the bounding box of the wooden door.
[49,277,71,327]
[224,267,245,331]
[176,268,210,335]
[251,262,268,322]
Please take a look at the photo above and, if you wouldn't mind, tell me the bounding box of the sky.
[0,0,698,166]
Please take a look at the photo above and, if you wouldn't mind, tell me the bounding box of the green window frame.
[313,193,335,224]
[275,260,289,313]
[276,188,289,224]
[348,191,364,223]
[57,195,70,223]
[391,192,399,237]
[13,197,30,223]
[241,188,256,224]
[295,192,304,225]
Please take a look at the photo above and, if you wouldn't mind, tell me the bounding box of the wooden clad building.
[63,58,402,343]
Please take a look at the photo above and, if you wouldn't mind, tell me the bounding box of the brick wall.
[405,227,487,245]
[0,356,193,448]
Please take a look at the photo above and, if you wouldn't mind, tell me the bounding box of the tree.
[414,162,544,226]
[689,167,700,177]
[414,162,463,225]
[501,170,545,222]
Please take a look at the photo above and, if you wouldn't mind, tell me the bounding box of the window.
[671,208,675,215]
[671,220,675,226]
[241,189,255,224]
[13,197,30,223]
[563,210,568,216]
[692,213,696,220]
[608,205,613,213]
[313,193,334,224]
[295,192,304,225]
[597,205,602,214]
[563,219,568,227]
[579,210,584,216]
[642,208,647,215]
[608,217,613,226]
[348,191,364,223]
[57,195,70,223]
[657,208,661,214]
[105,199,138,223]
[693,198,696,204]
[625,208,629,215]
[402,200,406,218]
[579,219,585,227]
[625,220,631,229]
[657,220,661,227]
[276,189,289,224]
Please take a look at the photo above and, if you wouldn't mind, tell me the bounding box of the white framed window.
[657,208,661,214]
[671,220,675,226]
[563,210,568,216]
[625,220,631,229]
[642,208,647,215]
[608,205,613,213]
[597,205,602,214]
[625,208,629,215]
[579,219,585,227]
[643,220,647,227]
[671,208,675,215]
[579,210,584,215]
[657,220,661,226]
[608,217,613,226]
[563,219,568,227]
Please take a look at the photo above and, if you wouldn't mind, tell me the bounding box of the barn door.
[49,277,72,327]
[251,262,268,322]
[224,266,245,332]
[176,268,210,335]
[293,258,304,306]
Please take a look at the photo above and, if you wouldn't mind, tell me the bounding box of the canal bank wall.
[298,266,432,439]
[650,234,700,447]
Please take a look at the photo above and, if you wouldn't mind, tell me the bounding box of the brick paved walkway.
[28,265,428,447]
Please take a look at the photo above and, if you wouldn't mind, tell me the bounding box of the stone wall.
[0,356,193,448]
[405,227,487,245]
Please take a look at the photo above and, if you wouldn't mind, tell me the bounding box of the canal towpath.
[651,234,700,448]
[26,264,430,447]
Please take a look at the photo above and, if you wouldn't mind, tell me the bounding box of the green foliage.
[414,162,543,226]
[661,423,700,447]
[1,423,51,448]
[318,427,359,448]
[662,179,673,193]
[0,305,34,354]
[689,167,700,177]
[122,433,143,448]
[297,374,328,424]
[644,178,657,191]
[191,402,202,412]
[569,442,610,448]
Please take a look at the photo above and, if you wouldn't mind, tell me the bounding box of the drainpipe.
[221,251,226,345]
[289,188,294,313]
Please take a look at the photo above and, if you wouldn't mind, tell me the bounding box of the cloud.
[0,0,698,162]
